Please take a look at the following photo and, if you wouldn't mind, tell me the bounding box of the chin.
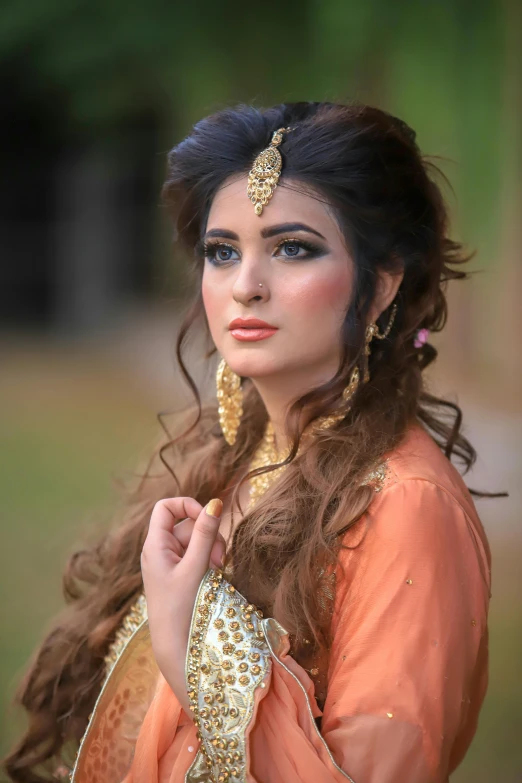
[226,353,287,380]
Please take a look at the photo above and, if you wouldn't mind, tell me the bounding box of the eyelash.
[200,238,324,266]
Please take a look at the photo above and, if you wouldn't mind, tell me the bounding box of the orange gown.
[71,423,491,783]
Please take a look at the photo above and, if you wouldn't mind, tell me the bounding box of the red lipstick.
[228,317,278,342]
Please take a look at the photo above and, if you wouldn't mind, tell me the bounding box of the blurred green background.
[1,0,521,779]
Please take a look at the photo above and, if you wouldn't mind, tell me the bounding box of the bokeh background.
[1,1,521,779]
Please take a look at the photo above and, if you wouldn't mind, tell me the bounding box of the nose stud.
[258,283,263,288]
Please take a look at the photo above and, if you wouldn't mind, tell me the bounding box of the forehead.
[205,175,343,239]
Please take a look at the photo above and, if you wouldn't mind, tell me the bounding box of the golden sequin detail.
[185,569,271,783]
[104,593,148,675]
[361,459,389,492]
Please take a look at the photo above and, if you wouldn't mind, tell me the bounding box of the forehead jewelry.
[247,127,291,215]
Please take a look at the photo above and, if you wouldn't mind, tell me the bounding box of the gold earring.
[363,303,398,383]
[344,365,360,401]
[216,358,243,445]
[314,366,361,431]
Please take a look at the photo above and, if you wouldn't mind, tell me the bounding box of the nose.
[231,256,270,306]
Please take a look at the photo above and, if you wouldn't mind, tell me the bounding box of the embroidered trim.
[70,618,152,782]
[185,569,271,783]
[361,459,389,493]
[104,593,148,675]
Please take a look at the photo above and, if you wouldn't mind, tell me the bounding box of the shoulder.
[343,423,491,590]
[366,422,481,523]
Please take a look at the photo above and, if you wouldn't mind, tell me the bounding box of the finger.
[148,497,203,537]
[209,532,227,570]
[173,518,226,570]
[184,499,223,575]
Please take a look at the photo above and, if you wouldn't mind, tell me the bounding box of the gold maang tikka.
[247,127,291,215]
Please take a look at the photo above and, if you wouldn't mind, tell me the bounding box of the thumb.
[184,498,223,576]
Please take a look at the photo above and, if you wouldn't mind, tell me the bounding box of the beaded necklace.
[247,411,344,508]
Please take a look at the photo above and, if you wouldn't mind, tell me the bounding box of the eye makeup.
[198,236,328,267]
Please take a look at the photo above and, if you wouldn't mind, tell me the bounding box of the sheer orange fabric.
[120,424,491,783]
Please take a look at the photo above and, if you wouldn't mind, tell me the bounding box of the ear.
[368,269,404,323]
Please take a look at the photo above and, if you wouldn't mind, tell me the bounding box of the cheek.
[281,266,353,324]
[201,277,224,340]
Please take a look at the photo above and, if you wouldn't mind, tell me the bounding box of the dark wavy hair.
[5,100,492,782]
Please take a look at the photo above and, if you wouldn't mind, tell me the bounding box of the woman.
[5,102,492,783]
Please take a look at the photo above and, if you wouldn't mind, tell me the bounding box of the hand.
[141,496,225,713]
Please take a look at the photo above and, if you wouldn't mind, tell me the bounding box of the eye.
[203,242,240,266]
[274,238,324,261]
[280,241,302,257]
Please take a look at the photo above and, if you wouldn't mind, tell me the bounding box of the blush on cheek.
[281,271,353,314]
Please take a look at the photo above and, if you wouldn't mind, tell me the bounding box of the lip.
[228,317,279,343]
[228,317,278,330]
[230,327,278,342]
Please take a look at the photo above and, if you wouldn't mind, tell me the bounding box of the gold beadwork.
[361,459,389,493]
[247,374,360,508]
[185,570,270,783]
[103,593,147,675]
[247,127,291,215]
[216,358,243,445]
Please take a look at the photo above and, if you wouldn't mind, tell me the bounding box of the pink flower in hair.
[414,328,430,349]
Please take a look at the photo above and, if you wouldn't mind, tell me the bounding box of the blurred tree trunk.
[52,148,127,333]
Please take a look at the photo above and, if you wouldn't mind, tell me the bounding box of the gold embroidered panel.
[361,459,389,493]
[185,569,272,783]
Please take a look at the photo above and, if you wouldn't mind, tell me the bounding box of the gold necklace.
[247,412,345,508]
[247,421,291,508]
[246,374,360,508]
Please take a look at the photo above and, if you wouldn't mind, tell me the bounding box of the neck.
[251,364,337,452]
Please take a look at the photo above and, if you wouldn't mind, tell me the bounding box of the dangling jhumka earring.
[216,358,243,446]
[247,127,291,215]
[363,303,398,383]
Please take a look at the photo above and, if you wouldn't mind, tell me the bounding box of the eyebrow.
[203,222,327,241]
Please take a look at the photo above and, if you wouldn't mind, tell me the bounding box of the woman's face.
[201,176,354,386]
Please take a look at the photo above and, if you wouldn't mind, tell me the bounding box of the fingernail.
[206,498,223,519]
